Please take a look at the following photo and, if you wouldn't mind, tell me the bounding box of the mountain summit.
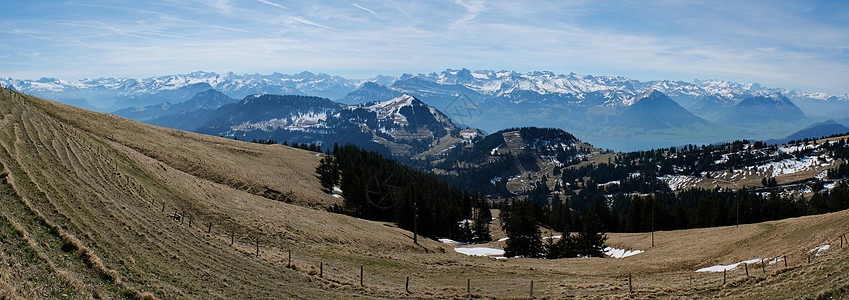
[615,90,707,130]
[190,93,479,157]
[718,93,807,126]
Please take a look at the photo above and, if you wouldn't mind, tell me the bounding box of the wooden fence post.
[467,278,470,297]
[320,262,323,278]
[723,269,726,285]
[744,263,749,277]
[783,255,787,268]
[231,230,235,246]
[530,280,533,299]
[629,274,633,292]
[288,250,291,268]
[406,276,410,293]
[207,222,212,234]
[188,215,192,227]
[255,238,260,257]
[761,258,766,274]
[161,201,165,212]
[360,265,364,287]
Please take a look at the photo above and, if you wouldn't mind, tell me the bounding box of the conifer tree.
[574,207,607,257]
[472,195,492,242]
[316,154,338,190]
[503,200,542,258]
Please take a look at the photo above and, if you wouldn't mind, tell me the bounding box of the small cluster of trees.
[250,138,278,145]
[499,199,607,258]
[244,137,324,152]
[283,141,322,152]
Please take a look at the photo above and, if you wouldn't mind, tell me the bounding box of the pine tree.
[548,196,572,233]
[472,195,492,243]
[503,200,542,258]
[316,154,339,190]
[574,207,607,257]
[546,233,576,259]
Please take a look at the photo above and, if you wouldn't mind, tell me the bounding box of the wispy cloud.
[451,0,485,24]
[288,16,334,30]
[351,3,380,19]
[257,0,288,10]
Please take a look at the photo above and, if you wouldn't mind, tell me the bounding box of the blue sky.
[2,0,848,93]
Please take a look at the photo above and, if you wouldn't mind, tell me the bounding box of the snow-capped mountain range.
[391,69,848,107]
[4,68,849,150]
[0,71,358,111]
[3,68,846,113]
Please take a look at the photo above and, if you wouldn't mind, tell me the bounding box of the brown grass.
[1,86,848,299]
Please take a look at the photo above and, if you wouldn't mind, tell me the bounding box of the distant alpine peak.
[764,92,788,101]
[632,89,667,103]
[637,89,661,98]
[743,92,795,106]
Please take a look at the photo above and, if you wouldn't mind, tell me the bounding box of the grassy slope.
[1,87,848,299]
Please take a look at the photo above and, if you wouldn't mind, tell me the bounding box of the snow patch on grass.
[439,238,467,245]
[603,247,644,258]
[454,247,505,257]
[696,258,764,272]
[659,175,702,191]
[808,245,830,256]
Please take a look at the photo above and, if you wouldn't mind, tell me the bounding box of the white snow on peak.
[460,130,480,141]
[363,94,418,125]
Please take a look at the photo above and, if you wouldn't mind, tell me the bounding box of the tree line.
[317,144,491,243]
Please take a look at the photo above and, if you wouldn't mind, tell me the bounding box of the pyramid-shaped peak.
[359,81,385,88]
[765,92,790,102]
[632,89,672,105]
[389,93,417,104]
[637,89,664,99]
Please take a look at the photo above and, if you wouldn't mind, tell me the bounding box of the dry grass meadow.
[1,87,848,299]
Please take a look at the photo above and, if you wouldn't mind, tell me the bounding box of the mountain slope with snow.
[192,94,480,158]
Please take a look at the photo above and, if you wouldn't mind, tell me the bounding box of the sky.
[1,0,848,93]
